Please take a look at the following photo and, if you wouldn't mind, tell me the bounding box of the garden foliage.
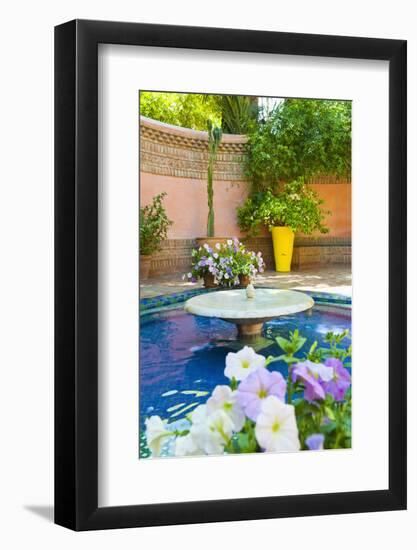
[139,192,173,255]
[237,178,330,235]
[246,99,352,191]
[140,92,222,131]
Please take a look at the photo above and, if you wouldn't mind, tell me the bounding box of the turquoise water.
[139,303,351,457]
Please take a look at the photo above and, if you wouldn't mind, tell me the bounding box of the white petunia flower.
[215,243,221,250]
[145,416,172,457]
[224,346,266,381]
[174,434,201,457]
[206,385,245,431]
[227,239,233,245]
[255,396,300,453]
[205,410,234,451]
[189,404,208,424]
[188,405,234,455]
[306,360,334,382]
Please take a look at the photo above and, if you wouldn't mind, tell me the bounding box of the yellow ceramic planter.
[271,226,294,272]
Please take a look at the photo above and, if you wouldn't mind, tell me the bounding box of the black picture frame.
[55,19,407,531]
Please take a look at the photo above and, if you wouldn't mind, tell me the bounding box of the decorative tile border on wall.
[140,116,351,185]
[140,116,247,181]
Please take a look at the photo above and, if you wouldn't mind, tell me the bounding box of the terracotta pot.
[140,255,152,280]
[238,275,251,288]
[203,272,217,288]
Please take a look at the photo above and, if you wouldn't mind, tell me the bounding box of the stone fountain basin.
[184,288,314,338]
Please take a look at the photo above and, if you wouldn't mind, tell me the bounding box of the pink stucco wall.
[140,173,351,239]
[308,183,351,238]
[139,116,351,241]
[140,173,249,239]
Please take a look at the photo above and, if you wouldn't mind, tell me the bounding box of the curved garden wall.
[140,116,351,274]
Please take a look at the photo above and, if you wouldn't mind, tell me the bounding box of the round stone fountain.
[184,288,314,339]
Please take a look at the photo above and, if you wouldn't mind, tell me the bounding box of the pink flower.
[291,360,333,402]
[236,368,286,421]
[321,358,351,401]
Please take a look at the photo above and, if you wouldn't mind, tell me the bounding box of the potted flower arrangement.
[144,329,351,457]
[186,238,265,288]
[139,192,173,279]
[237,178,329,272]
[232,242,265,287]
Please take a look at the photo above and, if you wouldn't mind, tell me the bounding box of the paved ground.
[140,266,352,299]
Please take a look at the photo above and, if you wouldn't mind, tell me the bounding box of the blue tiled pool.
[139,293,351,457]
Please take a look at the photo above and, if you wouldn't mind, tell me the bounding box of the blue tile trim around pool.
[140,287,351,314]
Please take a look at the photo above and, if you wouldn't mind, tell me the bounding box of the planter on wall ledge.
[271,227,295,272]
[203,273,251,289]
[203,272,217,288]
[238,274,251,288]
[140,255,152,280]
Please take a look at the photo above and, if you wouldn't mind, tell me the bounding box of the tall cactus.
[206,120,222,237]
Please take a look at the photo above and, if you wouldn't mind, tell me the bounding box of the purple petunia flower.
[321,358,351,401]
[291,360,333,402]
[305,433,325,450]
[236,368,286,421]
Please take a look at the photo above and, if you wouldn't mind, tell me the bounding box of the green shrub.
[246,99,351,192]
[237,179,329,235]
[140,92,258,134]
[140,92,222,131]
[220,95,258,134]
[140,193,173,255]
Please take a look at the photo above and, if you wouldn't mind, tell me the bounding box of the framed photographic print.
[55,19,407,530]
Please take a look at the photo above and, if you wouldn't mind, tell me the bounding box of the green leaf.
[324,406,336,421]
[321,421,337,434]
[293,337,307,353]
[275,336,291,352]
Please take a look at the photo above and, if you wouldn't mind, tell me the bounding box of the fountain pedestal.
[236,322,264,338]
[184,288,314,340]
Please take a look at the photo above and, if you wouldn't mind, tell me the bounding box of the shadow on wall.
[24,505,54,523]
